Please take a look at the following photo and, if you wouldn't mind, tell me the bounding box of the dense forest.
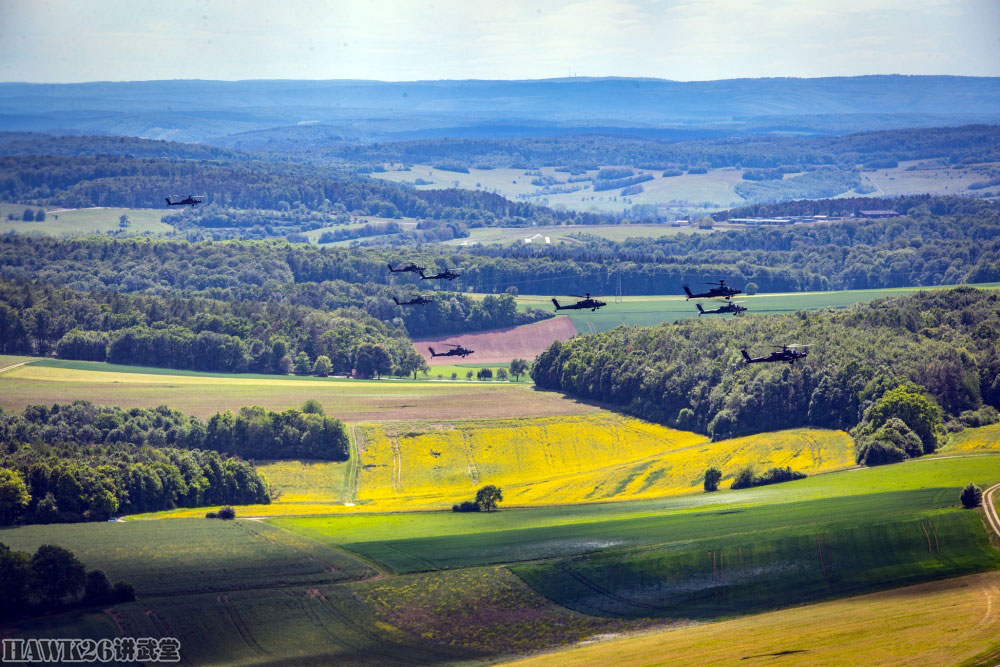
[2,197,998,301]
[532,288,1000,445]
[0,402,277,524]
[0,275,544,372]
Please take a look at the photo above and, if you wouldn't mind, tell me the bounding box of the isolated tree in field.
[961,483,984,509]
[395,347,428,379]
[312,354,332,377]
[301,399,324,415]
[35,209,46,222]
[744,282,759,295]
[21,209,33,222]
[30,544,85,606]
[118,214,129,228]
[496,367,509,381]
[704,467,722,492]
[355,343,392,379]
[475,485,503,512]
[477,367,493,380]
[278,354,294,375]
[0,468,30,524]
[451,372,458,380]
[466,369,474,380]
[510,359,530,382]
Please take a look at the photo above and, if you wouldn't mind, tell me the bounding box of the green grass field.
[0,203,173,236]
[275,454,1000,568]
[0,519,373,596]
[507,283,1000,333]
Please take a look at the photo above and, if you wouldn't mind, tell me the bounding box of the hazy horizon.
[1,0,998,84]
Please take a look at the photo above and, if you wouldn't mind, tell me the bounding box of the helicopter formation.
[387,262,808,365]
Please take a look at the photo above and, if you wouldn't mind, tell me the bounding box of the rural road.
[983,483,1000,542]
[0,361,32,374]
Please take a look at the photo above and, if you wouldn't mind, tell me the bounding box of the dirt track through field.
[984,483,1000,542]
[413,316,578,365]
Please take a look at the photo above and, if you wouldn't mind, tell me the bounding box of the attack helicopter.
[696,300,747,316]
[420,268,460,281]
[683,280,741,300]
[741,344,809,365]
[388,262,426,274]
[428,343,474,358]
[165,195,204,207]
[393,295,433,306]
[552,293,607,312]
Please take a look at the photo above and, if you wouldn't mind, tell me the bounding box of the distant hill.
[1,76,999,142]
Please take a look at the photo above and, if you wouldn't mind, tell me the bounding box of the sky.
[0,0,998,83]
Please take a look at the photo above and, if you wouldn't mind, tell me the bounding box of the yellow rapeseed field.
[354,414,853,509]
[944,423,1000,453]
[135,413,854,518]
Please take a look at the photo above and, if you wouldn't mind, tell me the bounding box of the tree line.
[316,124,1000,170]
[532,288,1000,445]
[0,402,279,525]
[0,276,545,374]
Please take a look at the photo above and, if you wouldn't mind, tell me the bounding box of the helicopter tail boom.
[551,298,562,310]
[696,303,704,314]
[741,350,752,363]
[683,285,694,299]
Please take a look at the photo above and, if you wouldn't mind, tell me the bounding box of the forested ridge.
[532,288,1000,442]
[0,279,432,375]
[0,153,608,226]
[0,271,544,370]
[321,124,1000,170]
[3,196,999,298]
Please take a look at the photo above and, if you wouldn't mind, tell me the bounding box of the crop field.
[414,316,578,365]
[0,518,373,596]
[0,203,173,236]
[944,423,1000,453]
[352,417,851,510]
[506,571,1000,667]
[137,418,848,519]
[512,510,995,619]
[862,160,1000,198]
[354,566,653,656]
[506,283,1000,333]
[279,454,1000,571]
[0,358,595,421]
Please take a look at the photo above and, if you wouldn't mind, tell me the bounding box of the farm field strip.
[0,361,596,420]
[503,571,1000,667]
[506,283,1000,333]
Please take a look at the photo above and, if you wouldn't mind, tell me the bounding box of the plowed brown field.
[414,316,577,365]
